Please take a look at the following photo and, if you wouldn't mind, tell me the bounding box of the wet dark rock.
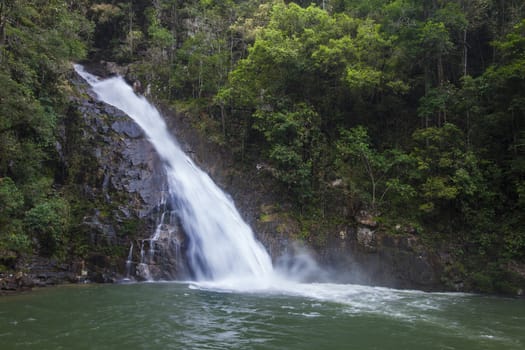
[0,274,23,292]
[69,70,167,220]
[83,212,117,244]
[132,222,189,281]
[356,210,378,228]
[0,257,85,294]
[356,227,376,252]
[81,60,127,78]
[111,120,144,138]
[318,230,443,290]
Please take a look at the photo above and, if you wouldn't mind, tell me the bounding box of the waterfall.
[124,243,133,279]
[74,65,274,282]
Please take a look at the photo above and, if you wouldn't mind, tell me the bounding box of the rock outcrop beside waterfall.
[64,68,192,283]
[5,66,177,290]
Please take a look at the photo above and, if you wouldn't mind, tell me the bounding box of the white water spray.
[74,64,274,282]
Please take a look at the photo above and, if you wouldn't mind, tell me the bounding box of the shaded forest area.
[0,0,524,293]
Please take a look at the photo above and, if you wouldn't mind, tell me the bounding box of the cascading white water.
[124,243,133,279]
[74,64,274,282]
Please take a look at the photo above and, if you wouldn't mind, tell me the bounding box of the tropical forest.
[2,1,525,349]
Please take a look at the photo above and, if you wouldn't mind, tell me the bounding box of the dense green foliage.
[0,0,523,292]
[0,0,91,267]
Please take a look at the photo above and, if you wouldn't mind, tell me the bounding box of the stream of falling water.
[74,64,274,284]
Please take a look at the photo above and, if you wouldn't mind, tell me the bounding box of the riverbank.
[0,255,120,296]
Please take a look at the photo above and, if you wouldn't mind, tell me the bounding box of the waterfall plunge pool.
[1,282,523,349]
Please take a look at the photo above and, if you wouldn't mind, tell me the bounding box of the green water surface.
[0,282,523,349]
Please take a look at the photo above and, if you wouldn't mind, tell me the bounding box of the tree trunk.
[437,54,445,126]
[198,59,203,98]
[463,29,468,77]
[424,65,430,129]
[463,27,470,148]
[129,1,133,57]
[220,103,226,138]
[0,1,6,52]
